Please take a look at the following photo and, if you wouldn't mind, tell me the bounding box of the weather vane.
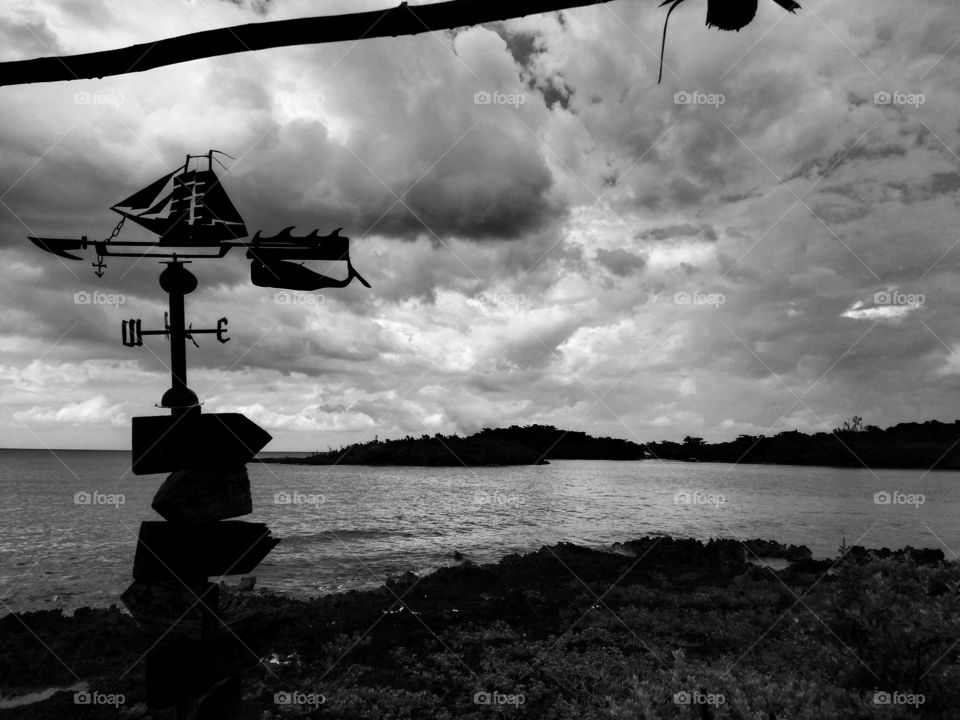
[30,149,369,425]
[28,151,370,717]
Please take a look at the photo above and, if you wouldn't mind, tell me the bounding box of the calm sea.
[0,448,956,615]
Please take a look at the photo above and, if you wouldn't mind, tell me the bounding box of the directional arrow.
[132,412,271,475]
[132,521,280,583]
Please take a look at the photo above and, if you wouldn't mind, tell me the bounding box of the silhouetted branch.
[0,0,630,87]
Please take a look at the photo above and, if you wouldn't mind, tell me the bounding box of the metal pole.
[158,259,200,417]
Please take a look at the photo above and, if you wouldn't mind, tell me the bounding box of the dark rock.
[386,570,419,591]
[237,576,256,592]
[908,547,945,566]
[152,466,252,524]
[845,545,945,566]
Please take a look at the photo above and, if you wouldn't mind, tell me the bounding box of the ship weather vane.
[27,148,369,449]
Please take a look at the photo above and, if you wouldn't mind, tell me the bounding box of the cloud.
[2,0,960,449]
[595,247,646,276]
[14,395,126,427]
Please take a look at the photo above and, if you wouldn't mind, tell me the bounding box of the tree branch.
[0,0,628,88]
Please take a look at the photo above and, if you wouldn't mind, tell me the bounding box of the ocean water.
[0,449,956,615]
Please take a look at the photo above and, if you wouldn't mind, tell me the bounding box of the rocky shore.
[1,537,957,719]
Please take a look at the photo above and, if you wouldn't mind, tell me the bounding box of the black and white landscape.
[2,1,960,718]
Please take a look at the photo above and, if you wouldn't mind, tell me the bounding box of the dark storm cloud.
[637,224,717,242]
[501,30,541,70]
[595,247,646,277]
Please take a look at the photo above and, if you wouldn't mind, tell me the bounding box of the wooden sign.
[132,412,272,475]
[132,521,279,583]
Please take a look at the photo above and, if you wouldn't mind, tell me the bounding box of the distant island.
[261,425,648,466]
[263,417,960,469]
[649,417,960,470]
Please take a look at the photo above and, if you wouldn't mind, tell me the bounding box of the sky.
[0,0,959,450]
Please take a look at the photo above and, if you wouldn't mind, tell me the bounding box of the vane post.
[158,259,200,417]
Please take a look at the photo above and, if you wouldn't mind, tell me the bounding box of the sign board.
[132,412,271,475]
[132,521,279,582]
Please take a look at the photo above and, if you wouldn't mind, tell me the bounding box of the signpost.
[29,150,369,718]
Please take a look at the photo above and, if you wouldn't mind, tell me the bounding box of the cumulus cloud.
[2,0,960,449]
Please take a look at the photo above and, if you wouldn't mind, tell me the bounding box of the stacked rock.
[122,463,279,719]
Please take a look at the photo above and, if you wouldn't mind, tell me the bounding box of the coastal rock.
[237,576,256,592]
[151,466,252,524]
[385,570,419,591]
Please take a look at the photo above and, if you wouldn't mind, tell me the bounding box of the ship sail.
[111,153,248,245]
